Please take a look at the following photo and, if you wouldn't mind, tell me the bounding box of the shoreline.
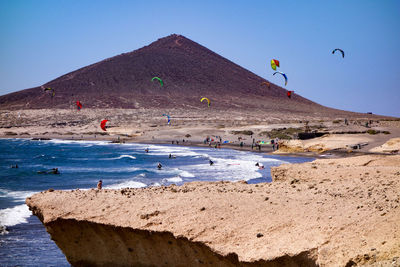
[1,134,394,160]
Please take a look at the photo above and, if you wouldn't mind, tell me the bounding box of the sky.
[0,0,399,117]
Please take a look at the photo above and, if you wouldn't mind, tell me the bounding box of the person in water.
[255,162,265,169]
[37,168,59,174]
[11,164,18,168]
[145,148,149,153]
[157,163,162,170]
[97,180,102,189]
[209,160,214,166]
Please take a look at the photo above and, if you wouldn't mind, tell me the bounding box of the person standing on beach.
[275,137,279,150]
[97,180,102,190]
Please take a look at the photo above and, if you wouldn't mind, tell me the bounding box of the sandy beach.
[1,108,399,157]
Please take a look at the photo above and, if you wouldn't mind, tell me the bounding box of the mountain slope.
[0,34,379,118]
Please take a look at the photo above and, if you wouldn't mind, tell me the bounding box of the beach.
[1,108,399,156]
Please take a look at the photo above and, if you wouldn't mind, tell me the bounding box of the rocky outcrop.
[41,218,318,267]
[27,155,400,266]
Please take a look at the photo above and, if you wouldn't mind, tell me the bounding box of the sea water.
[0,138,313,266]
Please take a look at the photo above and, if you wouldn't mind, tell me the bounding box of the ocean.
[0,138,313,266]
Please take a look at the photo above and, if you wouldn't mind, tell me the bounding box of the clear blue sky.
[1,0,399,117]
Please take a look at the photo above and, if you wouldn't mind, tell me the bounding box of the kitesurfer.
[157,163,162,170]
[209,160,214,166]
[97,180,102,190]
[255,163,265,169]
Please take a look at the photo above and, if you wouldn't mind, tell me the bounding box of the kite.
[201,97,210,107]
[287,91,294,98]
[43,87,55,97]
[261,82,271,88]
[100,119,108,131]
[270,59,280,70]
[151,77,163,87]
[162,114,171,124]
[273,72,288,86]
[76,101,82,110]
[332,48,344,58]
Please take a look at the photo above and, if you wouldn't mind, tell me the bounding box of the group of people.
[11,162,61,174]
[271,137,280,151]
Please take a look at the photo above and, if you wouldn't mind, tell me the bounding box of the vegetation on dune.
[230,130,254,136]
[260,127,303,140]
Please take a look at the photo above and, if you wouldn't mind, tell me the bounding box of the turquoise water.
[0,138,313,266]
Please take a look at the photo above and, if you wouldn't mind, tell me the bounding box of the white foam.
[104,180,147,189]
[143,144,208,158]
[0,204,31,227]
[181,156,271,182]
[114,155,136,160]
[0,189,36,202]
[44,139,111,146]
[179,170,195,178]
[165,177,183,183]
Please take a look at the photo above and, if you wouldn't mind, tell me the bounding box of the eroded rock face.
[43,219,318,267]
[26,155,400,266]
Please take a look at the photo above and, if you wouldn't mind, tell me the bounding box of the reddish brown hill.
[0,34,384,118]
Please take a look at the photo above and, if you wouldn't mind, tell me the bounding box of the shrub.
[4,131,17,136]
[332,120,342,124]
[230,130,254,135]
[367,129,378,135]
[260,127,303,140]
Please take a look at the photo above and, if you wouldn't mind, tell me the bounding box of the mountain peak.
[142,34,195,51]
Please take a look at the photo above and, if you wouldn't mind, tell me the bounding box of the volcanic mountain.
[0,34,377,117]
